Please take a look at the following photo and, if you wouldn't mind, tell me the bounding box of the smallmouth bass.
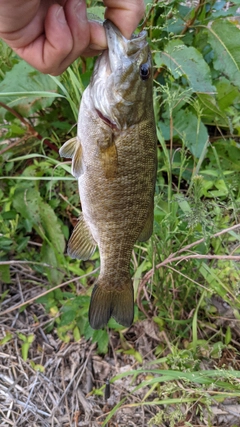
[60,20,157,329]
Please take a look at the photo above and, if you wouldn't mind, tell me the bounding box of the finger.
[13,3,73,74]
[59,0,107,67]
[43,0,107,75]
[103,0,145,39]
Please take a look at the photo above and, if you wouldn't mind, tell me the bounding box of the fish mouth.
[103,20,148,65]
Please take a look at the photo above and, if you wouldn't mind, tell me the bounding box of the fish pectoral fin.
[59,137,78,159]
[137,203,154,242]
[59,136,84,178]
[100,143,118,179]
[72,143,84,178]
[89,278,134,329]
[67,213,97,260]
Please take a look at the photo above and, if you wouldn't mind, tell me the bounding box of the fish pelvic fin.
[89,278,134,329]
[67,213,97,260]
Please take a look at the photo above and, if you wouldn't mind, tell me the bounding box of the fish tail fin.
[89,278,134,330]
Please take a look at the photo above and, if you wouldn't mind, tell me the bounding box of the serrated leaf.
[173,109,209,158]
[41,242,64,284]
[207,19,240,88]
[155,40,215,93]
[39,200,65,255]
[0,60,58,118]
[13,187,42,227]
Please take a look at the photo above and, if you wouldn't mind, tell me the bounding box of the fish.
[59,20,157,330]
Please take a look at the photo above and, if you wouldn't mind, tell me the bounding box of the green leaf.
[87,5,105,21]
[73,326,81,342]
[173,109,209,158]
[59,308,77,326]
[0,264,11,283]
[207,19,240,88]
[197,92,228,126]
[39,200,65,255]
[0,60,58,117]
[0,332,13,346]
[13,185,65,277]
[41,242,64,284]
[92,329,109,354]
[155,40,215,93]
[21,342,30,361]
[215,77,240,110]
[13,187,42,227]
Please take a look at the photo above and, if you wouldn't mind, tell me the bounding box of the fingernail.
[56,6,66,24]
[74,0,87,23]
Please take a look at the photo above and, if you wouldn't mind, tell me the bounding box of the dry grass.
[0,265,159,426]
[1,263,240,426]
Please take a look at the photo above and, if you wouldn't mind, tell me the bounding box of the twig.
[56,344,95,407]
[0,101,59,153]
[170,223,240,258]
[0,268,99,316]
[137,223,240,310]
[181,0,205,35]
[0,388,50,417]
[139,0,159,32]
[0,136,26,155]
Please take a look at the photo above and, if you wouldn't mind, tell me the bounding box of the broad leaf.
[13,187,42,227]
[39,201,65,256]
[155,39,215,93]
[0,60,58,117]
[197,93,227,126]
[41,242,64,284]
[207,19,240,88]
[173,109,209,158]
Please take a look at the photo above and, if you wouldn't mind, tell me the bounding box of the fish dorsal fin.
[59,137,78,159]
[67,213,97,260]
[72,143,84,178]
[137,203,154,242]
[99,143,118,179]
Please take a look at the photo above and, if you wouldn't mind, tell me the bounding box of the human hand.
[0,0,145,75]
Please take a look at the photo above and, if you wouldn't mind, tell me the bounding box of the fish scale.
[60,20,157,329]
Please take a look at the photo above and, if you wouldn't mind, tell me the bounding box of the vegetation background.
[0,0,240,426]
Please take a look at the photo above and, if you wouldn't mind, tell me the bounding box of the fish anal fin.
[59,137,78,159]
[67,213,96,260]
[89,278,134,329]
[138,204,154,242]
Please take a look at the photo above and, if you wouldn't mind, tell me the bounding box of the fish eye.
[140,63,150,80]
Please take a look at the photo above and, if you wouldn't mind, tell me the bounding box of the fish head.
[90,20,153,130]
